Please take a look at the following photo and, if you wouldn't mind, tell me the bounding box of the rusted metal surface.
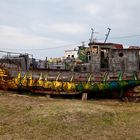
[0,42,140,101]
[0,67,140,101]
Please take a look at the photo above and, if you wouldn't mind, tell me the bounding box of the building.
[64,48,78,59]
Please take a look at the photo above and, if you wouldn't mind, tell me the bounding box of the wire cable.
[1,34,140,51]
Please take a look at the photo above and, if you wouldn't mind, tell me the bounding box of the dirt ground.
[0,90,140,140]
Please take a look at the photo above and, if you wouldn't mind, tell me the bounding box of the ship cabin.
[78,42,140,73]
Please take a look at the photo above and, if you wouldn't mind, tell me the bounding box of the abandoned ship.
[0,35,140,101]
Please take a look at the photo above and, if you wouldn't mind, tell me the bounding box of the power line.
[1,34,140,51]
[1,40,89,51]
[109,34,140,39]
[95,34,140,41]
[0,50,33,56]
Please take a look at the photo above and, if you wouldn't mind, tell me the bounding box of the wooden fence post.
[82,93,88,101]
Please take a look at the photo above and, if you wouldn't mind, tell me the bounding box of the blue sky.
[0,0,140,59]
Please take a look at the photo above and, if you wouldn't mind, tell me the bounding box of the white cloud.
[29,22,86,36]
[0,25,76,59]
[48,23,85,34]
[0,0,140,59]
[84,3,101,16]
[0,25,44,48]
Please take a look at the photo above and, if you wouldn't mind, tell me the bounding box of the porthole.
[119,52,123,57]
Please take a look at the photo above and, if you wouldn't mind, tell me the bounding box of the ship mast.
[89,28,98,43]
[104,28,111,43]
[89,28,94,43]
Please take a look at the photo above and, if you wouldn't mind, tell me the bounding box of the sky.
[0,0,140,59]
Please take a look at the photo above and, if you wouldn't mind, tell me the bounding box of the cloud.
[0,0,140,59]
[0,25,44,48]
[0,25,77,59]
[50,23,85,34]
[84,3,101,16]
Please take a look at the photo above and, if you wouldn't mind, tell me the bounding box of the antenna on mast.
[89,28,94,43]
[89,28,98,43]
[82,42,85,47]
[104,28,111,43]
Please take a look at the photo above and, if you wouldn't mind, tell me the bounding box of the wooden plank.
[82,93,88,101]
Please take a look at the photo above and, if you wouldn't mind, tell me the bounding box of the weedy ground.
[0,90,140,140]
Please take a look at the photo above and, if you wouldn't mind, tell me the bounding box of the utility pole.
[104,28,111,43]
[89,28,95,72]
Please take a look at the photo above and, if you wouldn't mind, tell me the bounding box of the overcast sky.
[0,0,140,59]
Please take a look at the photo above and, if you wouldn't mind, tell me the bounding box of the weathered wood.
[82,93,88,101]
[46,94,51,99]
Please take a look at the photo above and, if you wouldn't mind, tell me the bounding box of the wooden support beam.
[46,94,51,99]
[82,93,88,101]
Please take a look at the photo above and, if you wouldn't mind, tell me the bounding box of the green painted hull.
[28,80,140,96]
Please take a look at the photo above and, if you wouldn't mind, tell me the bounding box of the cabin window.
[87,51,91,61]
[74,66,81,72]
[83,67,87,71]
[100,48,109,69]
[119,52,124,57]
[56,66,60,69]
[92,46,98,54]
[88,56,91,61]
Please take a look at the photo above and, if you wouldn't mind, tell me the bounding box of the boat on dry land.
[0,67,140,101]
[1,38,140,101]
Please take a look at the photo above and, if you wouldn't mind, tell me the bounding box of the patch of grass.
[0,91,140,140]
[0,105,15,116]
[101,112,115,125]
